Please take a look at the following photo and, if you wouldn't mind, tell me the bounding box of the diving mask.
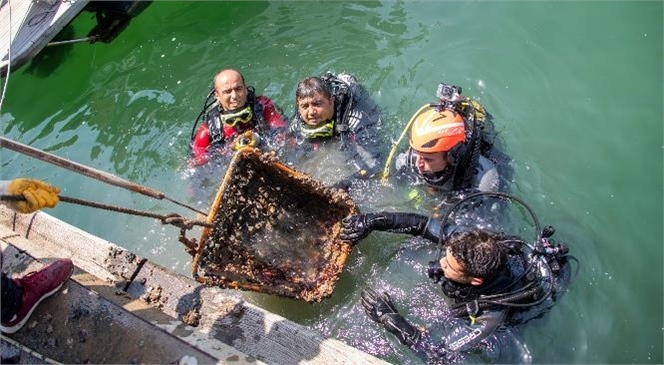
[300,119,335,139]
[220,106,254,127]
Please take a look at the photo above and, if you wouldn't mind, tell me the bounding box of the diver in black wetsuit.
[287,72,383,187]
[340,192,575,364]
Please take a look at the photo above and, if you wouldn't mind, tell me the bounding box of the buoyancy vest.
[441,239,570,323]
[455,99,491,150]
[321,72,354,135]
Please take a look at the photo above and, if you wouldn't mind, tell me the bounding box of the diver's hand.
[339,212,394,244]
[7,178,60,213]
[361,287,421,347]
[232,131,260,150]
[361,287,398,322]
[340,213,391,243]
[340,214,371,243]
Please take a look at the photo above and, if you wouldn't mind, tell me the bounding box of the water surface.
[1,1,661,363]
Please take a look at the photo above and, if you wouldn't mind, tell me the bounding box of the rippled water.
[1,1,661,363]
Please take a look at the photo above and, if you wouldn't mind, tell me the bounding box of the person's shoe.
[1,258,74,334]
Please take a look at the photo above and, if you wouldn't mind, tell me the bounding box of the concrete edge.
[0,206,390,365]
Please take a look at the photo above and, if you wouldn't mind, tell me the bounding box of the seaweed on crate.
[192,148,358,302]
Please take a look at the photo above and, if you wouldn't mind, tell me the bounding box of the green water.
[1,1,662,363]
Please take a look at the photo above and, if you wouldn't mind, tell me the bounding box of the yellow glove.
[232,131,260,151]
[7,178,60,213]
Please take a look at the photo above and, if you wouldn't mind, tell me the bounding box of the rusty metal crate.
[191,147,358,302]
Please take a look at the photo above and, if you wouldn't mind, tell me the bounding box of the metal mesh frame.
[192,148,358,302]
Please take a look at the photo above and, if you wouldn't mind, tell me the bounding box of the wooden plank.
[0,207,142,286]
[1,241,251,364]
[128,261,388,365]
[0,206,390,364]
[0,0,89,74]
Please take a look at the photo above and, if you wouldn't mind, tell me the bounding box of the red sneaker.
[1,258,74,334]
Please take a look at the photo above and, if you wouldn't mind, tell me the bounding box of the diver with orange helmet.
[386,83,503,209]
[400,104,498,191]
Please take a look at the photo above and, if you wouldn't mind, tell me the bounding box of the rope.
[0,194,214,230]
[380,103,432,184]
[46,36,98,47]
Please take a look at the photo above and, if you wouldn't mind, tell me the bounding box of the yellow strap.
[469,99,486,123]
[469,315,477,325]
[380,104,431,184]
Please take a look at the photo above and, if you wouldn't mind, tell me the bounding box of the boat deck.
[1,0,89,75]
[0,206,389,364]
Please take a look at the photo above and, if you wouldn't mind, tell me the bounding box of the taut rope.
[0,194,214,230]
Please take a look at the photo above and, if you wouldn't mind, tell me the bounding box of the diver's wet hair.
[448,230,506,281]
[296,76,332,101]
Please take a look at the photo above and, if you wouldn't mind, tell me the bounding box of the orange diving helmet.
[409,105,466,153]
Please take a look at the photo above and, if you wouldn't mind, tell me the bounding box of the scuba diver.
[339,192,576,364]
[383,83,508,211]
[189,69,288,167]
[287,72,384,187]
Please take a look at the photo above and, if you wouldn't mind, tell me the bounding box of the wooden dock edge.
[0,206,389,365]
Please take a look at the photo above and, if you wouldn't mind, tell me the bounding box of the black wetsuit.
[392,99,510,212]
[362,211,570,364]
[288,73,383,182]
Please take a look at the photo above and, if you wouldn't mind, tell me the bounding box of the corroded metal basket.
[191,147,358,302]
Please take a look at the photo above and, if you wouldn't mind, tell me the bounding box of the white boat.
[0,0,89,76]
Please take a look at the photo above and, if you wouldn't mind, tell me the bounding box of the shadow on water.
[21,2,153,78]
[22,25,76,78]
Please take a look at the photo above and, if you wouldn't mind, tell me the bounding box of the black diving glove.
[360,287,421,347]
[339,213,389,243]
